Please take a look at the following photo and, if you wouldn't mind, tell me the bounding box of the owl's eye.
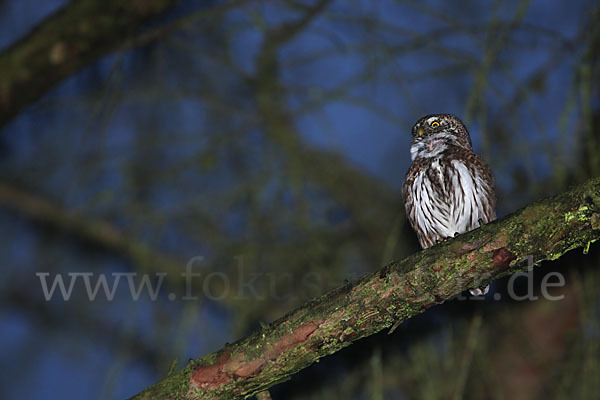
[431,121,440,128]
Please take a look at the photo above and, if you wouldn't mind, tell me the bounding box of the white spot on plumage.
[426,116,438,125]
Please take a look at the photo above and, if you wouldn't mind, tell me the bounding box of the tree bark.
[130,177,600,399]
[0,0,180,128]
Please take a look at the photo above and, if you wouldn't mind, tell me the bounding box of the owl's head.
[410,114,472,161]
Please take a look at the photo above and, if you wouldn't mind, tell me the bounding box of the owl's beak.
[417,127,424,136]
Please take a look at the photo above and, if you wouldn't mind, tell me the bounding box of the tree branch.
[251,0,399,253]
[130,177,600,399]
[0,181,182,275]
[0,0,180,128]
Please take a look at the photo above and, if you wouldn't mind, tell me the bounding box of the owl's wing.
[448,151,496,229]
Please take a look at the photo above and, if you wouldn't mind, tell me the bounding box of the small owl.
[402,114,496,295]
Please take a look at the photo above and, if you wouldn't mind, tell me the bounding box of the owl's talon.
[469,285,489,296]
[436,237,451,245]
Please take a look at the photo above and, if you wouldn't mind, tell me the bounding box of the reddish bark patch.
[492,247,516,269]
[191,353,233,389]
[380,287,395,299]
[191,351,267,390]
[466,252,478,262]
[266,320,322,359]
[223,352,267,378]
[459,238,487,252]
[233,358,266,378]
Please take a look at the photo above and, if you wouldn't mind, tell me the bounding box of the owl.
[402,114,496,295]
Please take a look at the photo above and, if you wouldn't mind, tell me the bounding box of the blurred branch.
[251,0,398,254]
[121,0,250,51]
[0,0,181,128]
[452,311,482,400]
[132,176,600,399]
[0,181,182,275]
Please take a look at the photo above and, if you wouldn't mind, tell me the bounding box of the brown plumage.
[402,114,496,294]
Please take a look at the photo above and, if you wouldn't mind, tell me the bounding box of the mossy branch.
[131,177,600,399]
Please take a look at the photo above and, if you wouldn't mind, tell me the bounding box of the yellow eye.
[431,121,440,127]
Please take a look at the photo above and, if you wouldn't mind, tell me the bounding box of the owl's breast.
[402,152,496,248]
[424,158,447,195]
